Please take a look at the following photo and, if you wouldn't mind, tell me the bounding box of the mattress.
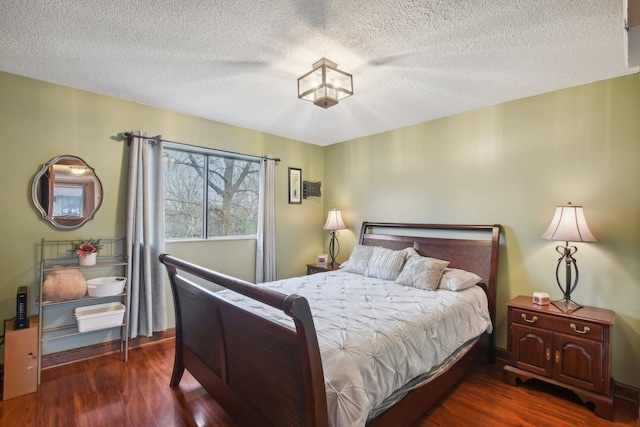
[217,270,492,427]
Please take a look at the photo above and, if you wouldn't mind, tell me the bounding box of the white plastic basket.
[74,302,125,333]
[86,276,127,297]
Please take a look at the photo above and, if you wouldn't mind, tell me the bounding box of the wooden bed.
[160,222,501,427]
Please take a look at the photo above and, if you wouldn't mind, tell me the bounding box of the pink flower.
[75,242,97,255]
[71,239,103,255]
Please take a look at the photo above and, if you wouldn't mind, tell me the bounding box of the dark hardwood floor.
[1,339,637,426]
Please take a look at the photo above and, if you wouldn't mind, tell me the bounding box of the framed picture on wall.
[288,167,302,204]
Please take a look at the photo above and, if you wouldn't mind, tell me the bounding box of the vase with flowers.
[71,238,103,266]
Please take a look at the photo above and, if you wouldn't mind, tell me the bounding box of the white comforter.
[217,270,492,427]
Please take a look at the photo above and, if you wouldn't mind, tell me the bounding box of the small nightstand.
[503,295,614,420]
[306,263,340,275]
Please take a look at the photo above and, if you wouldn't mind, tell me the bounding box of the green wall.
[0,71,325,353]
[323,73,640,387]
[1,70,638,388]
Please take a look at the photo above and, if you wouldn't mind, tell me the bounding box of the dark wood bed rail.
[160,254,329,427]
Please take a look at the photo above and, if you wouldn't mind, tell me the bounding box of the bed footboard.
[160,254,329,427]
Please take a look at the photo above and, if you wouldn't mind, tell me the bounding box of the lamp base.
[551,298,583,313]
[550,243,582,314]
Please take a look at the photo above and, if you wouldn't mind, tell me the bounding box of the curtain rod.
[123,131,280,162]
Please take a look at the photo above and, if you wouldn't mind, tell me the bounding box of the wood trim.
[495,346,507,362]
[41,329,175,369]
[495,346,639,414]
[615,382,640,413]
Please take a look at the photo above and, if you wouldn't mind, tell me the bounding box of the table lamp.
[323,208,346,267]
[541,202,596,312]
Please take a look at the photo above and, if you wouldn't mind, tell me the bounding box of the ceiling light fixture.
[69,166,87,176]
[297,58,353,109]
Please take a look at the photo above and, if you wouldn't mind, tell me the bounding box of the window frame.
[163,142,262,242]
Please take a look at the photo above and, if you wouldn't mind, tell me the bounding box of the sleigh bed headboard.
[359,222,501,328]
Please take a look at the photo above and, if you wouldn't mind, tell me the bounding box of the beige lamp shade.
[323,208,346,231]
[541,203,596,242]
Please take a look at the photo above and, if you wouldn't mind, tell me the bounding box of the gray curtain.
[126,131,167,338]
[255,156,277,283]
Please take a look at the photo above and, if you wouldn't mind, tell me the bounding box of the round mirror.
[32,155,103,230]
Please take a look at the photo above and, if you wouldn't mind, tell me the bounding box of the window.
[53,184,84,217]
[163,146,261,240]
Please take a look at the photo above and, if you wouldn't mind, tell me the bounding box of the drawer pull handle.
[546,348,551,361]
[555,350,560,364]
[570,323,590,334]
[521,313,538,323]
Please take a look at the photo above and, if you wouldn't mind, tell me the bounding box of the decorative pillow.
[395,256,450,291]
[365,247,408,281]
[340,244,375,275]
[43,268,87,301]
[402,247,420,257]
[438,268,483,291]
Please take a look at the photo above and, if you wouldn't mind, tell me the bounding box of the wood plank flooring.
[1,339,637,426]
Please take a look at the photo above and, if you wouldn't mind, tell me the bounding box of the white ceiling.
[0,1,637,146]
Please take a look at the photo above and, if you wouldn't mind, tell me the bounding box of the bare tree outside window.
[164,147,261,240]
[207,156,260,237]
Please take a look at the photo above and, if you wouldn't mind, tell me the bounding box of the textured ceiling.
[0,1,637,146]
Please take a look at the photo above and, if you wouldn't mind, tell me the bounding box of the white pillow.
[340,244,375,275]
[365,247,408,281]
[402,247,420,257]
[395,256,450,291]
[438,268,483,291]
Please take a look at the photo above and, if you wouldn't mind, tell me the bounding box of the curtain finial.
[126,131,135,146]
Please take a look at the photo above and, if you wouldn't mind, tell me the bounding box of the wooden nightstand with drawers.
[503,295,615,420]
[306,263,340,275]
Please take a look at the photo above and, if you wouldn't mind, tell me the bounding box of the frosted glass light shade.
[298,58,353,109]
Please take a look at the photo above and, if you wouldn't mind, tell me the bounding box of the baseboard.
[495,346,639,416]
[495,346,507,362]
[41,328,175,369]
[615,382,640,414]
